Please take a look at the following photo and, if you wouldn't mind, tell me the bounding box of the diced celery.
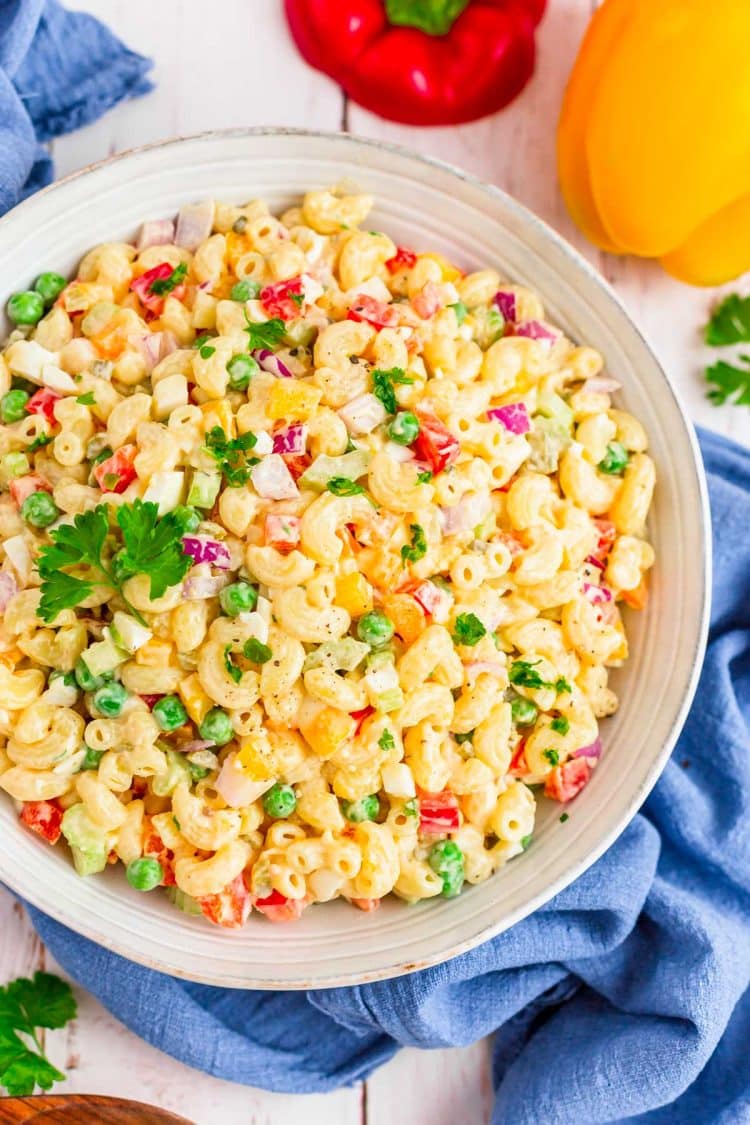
[365,648,396,673]
[284,320,318,348]
[187,469,221,508]
[374,687,404,713]
[471,305,505,349]
[535,390,574,432]
[3,452,30,479]
[151,749,192,797]
[62,804,108,875]
[71,845,108,876]
[303,638,370,673]
[81,637,128,678]
[109,612,152,654]
[166,886,203,916]
[298,450,371,491]
[526,417,572,474]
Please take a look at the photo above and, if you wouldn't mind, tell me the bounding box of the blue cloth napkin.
[21,427,750,1123]
[0,0,152,216]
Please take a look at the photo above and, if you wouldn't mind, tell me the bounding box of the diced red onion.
[0,571,18,612]
[493,290,517,322]
[252,348,293,379]
[272,423,307,455]
[136,219,175,251]
[183,573,229,599]
[176,739,216,754]
[135,331,177,374]
[439,505,469,535]
[182,536,232,569]
[585,555,605,571]
[583,582,612,605]
[338,393,387,435]
[572,738,602,761]
[250,455,299,500]
[487,402,530,435]
[513,320,560,343]
[582,375,621,395]
[175,200,214,251]
[216,754,272,809]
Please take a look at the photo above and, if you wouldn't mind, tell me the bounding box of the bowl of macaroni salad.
[0,132,708,987]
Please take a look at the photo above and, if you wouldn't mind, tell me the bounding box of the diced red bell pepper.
[347,294,400,330]
[198,872,252,929]
[509,740,528,777]
[140,694,163,710]
[418,789,460,835]
[282,452,312,481]
[385,246,417,273]
[130,262,185,316]
[591,518,616,562]
[411,579,448,618]
[413,412,460,474]
[143,829,176,886]
[260,277,305,321]
[26,388,62,424]
[544,758,592,803]
[253,888,308,923]
[350,897,381,912]
[350,705,375,733]
[265,513,301,553]
[20,800,63,845]
[411,282,442,320]
[9,474,52,508]
[94,444,138,494]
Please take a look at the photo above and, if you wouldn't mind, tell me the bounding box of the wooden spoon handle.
[0,1095,193,1123]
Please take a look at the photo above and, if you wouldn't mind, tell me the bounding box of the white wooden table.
[0,2,744,1121]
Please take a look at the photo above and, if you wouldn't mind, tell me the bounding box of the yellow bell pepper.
[558,0,750,285]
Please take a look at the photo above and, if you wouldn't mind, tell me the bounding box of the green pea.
[230,279,261,302]
[511,696,538,726]
[126,857,163,892]
[8,290,45,325]
[152,694,188,732]
[1,389,29,423]
[21,491,59,528]
[428,839,465,898]
[92,681,130,717]
[34,272,67,305]
[598,441,629,476]
[79,747,104,772]
[388,411,420,445]
[199,707,234,747]
[74,657,108,693]
[341,794,380,823]
[357,611,395,647]
[172,505,201,534]
[219,581,258,617]
[226,353,259,391]
[263,783,297,819]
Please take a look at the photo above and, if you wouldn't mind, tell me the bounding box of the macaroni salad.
[0,189,655,926]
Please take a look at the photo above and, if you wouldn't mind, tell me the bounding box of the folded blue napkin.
[0,0,152,216]
[21,427,750,1123]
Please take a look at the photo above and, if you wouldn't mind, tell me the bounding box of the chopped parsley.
[192,334,212,349]
[403,798,418,817]
[243,638,272,664]
[199,344,216,359]
[559,812,569,823]
[452,612,486,646]
[704,293,750,346]
[327,477,366,497]
[509,660,571,695]
[204,425,259,486]
[401,523,427,564]
[149,261,187,296]
[75,392,96,405]
[454,731,474,744]
[28,433,53,452]
[36,500,192,625]
[223,645,242,684]
[543,748,560,766]
[378,730,395,751]
[417,470,433,484]
[520,834,533,851]
[243,315,286,352]
[449,301,468,325]
[550,715,570,735]
[372,366,414,415]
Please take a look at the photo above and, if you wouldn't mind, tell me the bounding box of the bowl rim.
[0,128,712,988]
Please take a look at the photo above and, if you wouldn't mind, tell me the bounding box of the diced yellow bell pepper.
[267,380,323,421]
[417,253,463,284]
[237,734,276,780]
[299,706,356,760]
[134,638,175,668]
[200,399,235,437]
[177,673,213,726]
[334,572,374,617]
[558,0,750,285]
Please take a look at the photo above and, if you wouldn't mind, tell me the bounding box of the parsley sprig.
[401,523,427,564]
[372,367,414,415]
[0,971,76,1096]
[37,500,192,625]
[452,612,486,646]
[705,356,750,406]
[704,294,750,346]
[149,261,187,296]
[243,315,286,352]
[509,659,571,695]
[204,426,259,486]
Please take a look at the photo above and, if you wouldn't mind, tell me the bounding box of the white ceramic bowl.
[0,130,710,989]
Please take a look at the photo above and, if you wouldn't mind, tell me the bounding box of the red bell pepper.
[19,800,63,845]
[590,518,616,563]
[10,474,52,508]
[253,888,308,923]
[413,412,460,474]
[265,513,301,552]
[544,758,592,803]
[347,294,400,330]
[418,789,460,834]
[284,0,546,126]
[385,246,417,273]
[130,262,186,316]
[198,873,252,929]
[260,277,305,321]
[26,388,61,424]
[94,445,138,494]
[143,828,176,886]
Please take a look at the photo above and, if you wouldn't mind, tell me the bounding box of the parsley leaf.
[452,612,486,646]
[508,660,571,695]
[378,730,395,751]
[453,731,474,744]
[372,367,414,415]
[520,834,533,850]
[28,433,53,452]
[75,392,96,405]
[402,798,418,817]
[704,293,750,346]
[243,315,286,352]
[550,715,569,735]
[327,477,365,497]
[224,645,242,683]
[243,638,272,664]
[204,426,259,486]
[543,748,560,766]
[559,812,570,823]
[149,261,187,296]
[0,971,75,1096]
[192,334,212,349]
[199,344,216,359]
[417,470,433,484]
[449,300,468,325]
[116,500,193,600]
[705,355,750,406]
[401,523,427,565]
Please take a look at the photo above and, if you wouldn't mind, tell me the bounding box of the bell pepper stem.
[384,0,472,37]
